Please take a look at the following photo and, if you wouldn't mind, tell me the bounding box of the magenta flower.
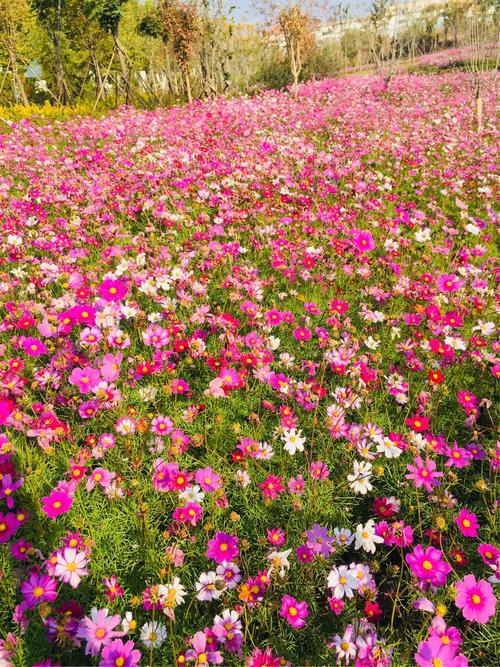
[478,543,500,566]
[292,327,311,341]
[406,456,443,493]
[454,575,496,623]
[22,337,47,357]
[0,511,19,543]
[41,490,74,519]
[279,594,308,629]
[436,273,464,292]
[405,545,451,589]
[206,531,239,564]
[100,352,123,382]
[77,607,125,657]
[20,572,58,608]
[352,229,375,253]
[100,639,141,667]
[98,278,128,302]
[454,509,479,538]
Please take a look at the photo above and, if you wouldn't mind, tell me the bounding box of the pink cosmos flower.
[352,229,375,253]
[206,532,239,564]
[69,367,101,394]
[77,607,125,657]
[279,594,308,629]
[259,475,284,500]
[195,467,222,492]
[267,528,286,547]
[0,511,19,543]
[54,548,89,588]
[436,273,465,292]
[41,490,74,519]
[405,544,451,589]
[405,456,443,493]
[86,468,115,492]
[454,574,496,623]
[293,327,311,341]
[98,278,128,302]
[150,415,174,436]
[22,337,47,357]
[454,509,479,538]
[0,474,23,509]
[100,639,141,667]
[478,543,500,566]
[415,635,467,667]
[100,352,123,382]
[185,630,223,665]
[103,575,123,602]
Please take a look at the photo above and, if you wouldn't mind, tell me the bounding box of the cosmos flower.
[454,575,496,623]
[279,595,308,629]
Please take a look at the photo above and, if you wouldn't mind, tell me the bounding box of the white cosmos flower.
[267,548,292,578]
[354,520,384,553]
[374,435,402,459]
[268,335,280,350]
[281,428,306,455]
[159,576,186,609]
[140,620,167,648]
[347,461,373,495]
[179,485,205,504]
[327,565,358,599]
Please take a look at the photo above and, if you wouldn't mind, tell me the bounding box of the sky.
[226,1,372,24]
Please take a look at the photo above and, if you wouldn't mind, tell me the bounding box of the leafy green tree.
[0,0,35,104]
[32,0,73,102]
[84,0,132,101]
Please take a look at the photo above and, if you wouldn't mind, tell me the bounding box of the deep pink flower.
[185,630,223,664]
[98,278,128,302]
[206,531,239,564]
[195,467,222,492]
[454,509,479,538]
[415,635,467,667]
[41,490,74,519]
[454,574,496,623]
[69,366,100,394]
[22,337,47,357]
[279,594,308,629]
[352,229,375,253]
[405,544,451,589]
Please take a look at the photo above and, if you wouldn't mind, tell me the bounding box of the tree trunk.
[183,66,193,104]
[7,47,29,105]
[112,27,132,104]
[90,49,105,102]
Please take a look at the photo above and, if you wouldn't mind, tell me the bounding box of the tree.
[365,0,405,90]
[0,0,35,104]
[462,0,499,131]
[138,1,201,103]
[276,3,315,98]
[84,0,132,102]
[32,0,73,103]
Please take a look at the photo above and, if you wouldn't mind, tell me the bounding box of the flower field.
[0,72,498,667]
